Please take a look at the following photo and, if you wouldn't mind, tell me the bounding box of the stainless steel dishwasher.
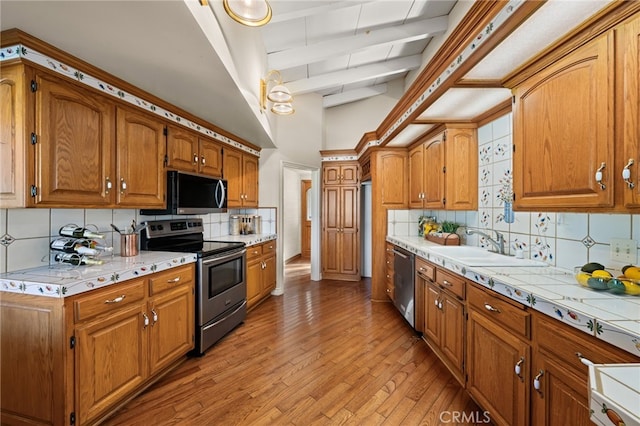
[393,246,415,328]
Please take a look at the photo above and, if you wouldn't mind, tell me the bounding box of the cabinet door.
[0,64,26,208]
[531,350,591,426]
[242,154,259,207]
[35,72,114,206]
[440,292,465,378]
[408,144,425,208]
[223,148,243,207]
[619,14,640,208]
[445,128,478,210]
[423,135,445,209]
[340,186,359,276]
[340,164,359,185]
[116,107,166,207]
[246,257,263,309]
[322,186,341,275]
[377,151,408,207]
[467,308,530,426]
[76,303,147,425]
[423,282,441,345]
[513,33,614,210]
[166,125,198,173]
[262,253,276,295]
[148,283,194,375]
[199,138,223,177]
[323,164,341,185]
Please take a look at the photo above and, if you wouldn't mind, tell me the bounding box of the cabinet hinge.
[513,193,516,201]
[512,95,515,104]
[443,131,447,142]
[30,80,38,92]
[442,198,446,205]
[163,127,168,136]
[31,133,37,145]
[442,166,446,173]
[163,154,168,167]
[70,412,76,425]
[513,144,516,153]
[70,336,76,349]
[30,185,38,197]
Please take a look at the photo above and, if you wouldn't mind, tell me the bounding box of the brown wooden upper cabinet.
[30,71,166,208]
[509,12,640,212]
[166,125,223,178]
[323,162,359,186]
[409,126,477,210]
[223,147,258,208]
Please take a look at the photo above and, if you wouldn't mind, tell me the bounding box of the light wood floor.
[104,260,481,425]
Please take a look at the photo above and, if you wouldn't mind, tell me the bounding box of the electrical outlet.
[610,238,637,264]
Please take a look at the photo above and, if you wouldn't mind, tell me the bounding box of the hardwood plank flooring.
[104,260,482,425]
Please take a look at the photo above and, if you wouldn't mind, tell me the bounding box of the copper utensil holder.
[120,233,138,257]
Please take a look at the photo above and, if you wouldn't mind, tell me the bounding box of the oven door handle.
[201,248,246,266]
[202,300,247,331]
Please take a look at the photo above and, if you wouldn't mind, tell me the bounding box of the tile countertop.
[589,364,640,426]
[213,234,277,247]
[387,235,640,358]
[0,251,197,299]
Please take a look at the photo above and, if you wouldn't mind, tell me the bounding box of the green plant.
[440,221,460,233]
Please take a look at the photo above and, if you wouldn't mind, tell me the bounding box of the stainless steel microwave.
[140,171,227,215]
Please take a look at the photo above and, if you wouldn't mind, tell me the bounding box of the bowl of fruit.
[574,263,640,295]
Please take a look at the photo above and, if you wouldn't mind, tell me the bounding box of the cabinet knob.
[533,369,544,393]
[193,153,198,165]
[120,178,127,194]
[514,357,525,382]
[201,156,206,166]
[623,158,635,189]
[442,280,452,287]
[595,162,606,190]
[105,177,112,194]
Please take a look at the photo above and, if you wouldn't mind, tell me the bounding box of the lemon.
[591,270,612,279]
[575,272,590,287]
[621,280,640,295]
[623,266,640,280]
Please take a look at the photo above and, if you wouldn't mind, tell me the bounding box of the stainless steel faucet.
[464,227,506,255]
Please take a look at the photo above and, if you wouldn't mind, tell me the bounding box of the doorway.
[301,179,312,259]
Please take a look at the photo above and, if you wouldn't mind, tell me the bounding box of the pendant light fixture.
[223,0,272,27]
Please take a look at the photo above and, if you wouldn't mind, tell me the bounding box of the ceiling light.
[261,70,294,115]
[223,0,272,27]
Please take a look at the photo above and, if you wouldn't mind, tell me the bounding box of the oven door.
[198,248,246,326]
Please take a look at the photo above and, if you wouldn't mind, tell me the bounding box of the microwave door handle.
[215,180,226,208]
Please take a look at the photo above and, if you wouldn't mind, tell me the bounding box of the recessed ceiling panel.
[348,45,394,67]
[416,88,511,120]
[465,0,612,80]
[305,4,362,45]
[358,1,413,28]
[260,18,307,53]
[309,56,351,76]
[388,37,432,58]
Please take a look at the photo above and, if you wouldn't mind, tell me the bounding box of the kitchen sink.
[427,245,547,267]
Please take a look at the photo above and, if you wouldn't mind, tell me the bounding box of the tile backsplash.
[388,113,640,273]
[0,207,276,273]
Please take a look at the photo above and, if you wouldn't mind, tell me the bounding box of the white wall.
[282,168,311,262]
[323,79,404,150]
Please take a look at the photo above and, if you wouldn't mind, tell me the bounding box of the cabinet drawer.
[149,264,194,296]
[247,244,263,260]
[416,257,435,281]
[262,240,276,256]
[534,313,638,378]
[436,269,464,299]
[74,278,146,323]
[467,283,530,339]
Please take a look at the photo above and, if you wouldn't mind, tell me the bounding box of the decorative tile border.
[0,45,260,157]
[321,155,359,162]
[0,253,197,298]
[357,0,525,156]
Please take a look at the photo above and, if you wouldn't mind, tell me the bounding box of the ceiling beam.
[269,1,375,24]
[268,16,448,70]
[323,84,388,108]
[287,54,422,95]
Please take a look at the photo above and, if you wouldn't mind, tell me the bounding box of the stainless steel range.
[140,218,246,355]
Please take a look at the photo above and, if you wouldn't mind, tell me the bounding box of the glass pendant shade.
[271,102,294,115]
[267,84,292,103]
[223,0,272,27]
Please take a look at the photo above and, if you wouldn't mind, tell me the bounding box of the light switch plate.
[610,238,637,264]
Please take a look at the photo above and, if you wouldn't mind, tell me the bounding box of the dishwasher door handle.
[392,249,408,259]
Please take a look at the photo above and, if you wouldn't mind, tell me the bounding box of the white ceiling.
[0,0,614,150]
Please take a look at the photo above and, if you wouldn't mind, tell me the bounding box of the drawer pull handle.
[167,277,181,284]
[142,312,149,328]
[442,280,452,287]
[515,357,525,382]
[151,309,158,325]
[438,300,443,310]
[623,159,635,189]
[575,352,594,366]
[484,303,501,313]
[534,369,544,393]
[595,162,606,190]
[105,295,126,304]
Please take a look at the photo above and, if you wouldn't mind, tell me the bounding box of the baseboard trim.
[285,253,302,264]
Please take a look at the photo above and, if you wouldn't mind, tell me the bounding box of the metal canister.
[252,215,262,234]
[229,215,241,235]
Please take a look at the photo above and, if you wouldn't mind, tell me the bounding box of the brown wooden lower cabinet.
[0,263,195,426]
[246,240,277,310]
